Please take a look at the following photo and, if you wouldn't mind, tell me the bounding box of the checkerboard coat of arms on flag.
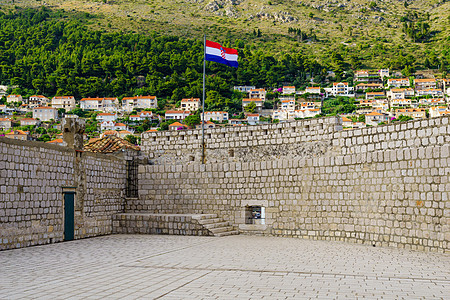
[205,40,238,68]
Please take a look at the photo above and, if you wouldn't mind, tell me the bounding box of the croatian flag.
[205,40,238,68]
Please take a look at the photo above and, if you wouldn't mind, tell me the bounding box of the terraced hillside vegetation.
[9,0,450,70]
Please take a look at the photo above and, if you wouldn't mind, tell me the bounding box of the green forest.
[0,7,328,114]
[0,7,448,115]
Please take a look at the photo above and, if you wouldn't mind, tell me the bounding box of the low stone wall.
[0,137,127,250]
[141,116,342,164]
[112,213,212,236]
[134,116,450,252]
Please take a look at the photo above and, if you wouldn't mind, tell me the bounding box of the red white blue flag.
[205,40,238,68]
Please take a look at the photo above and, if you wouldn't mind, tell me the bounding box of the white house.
[390,99,412,107]
[282,86,296,95]
[388,88,415,100]
[280,99,295,111]
[96,113,117,122]
[6,95,22,103]
[129,115,142,122]
[418,98,446,106]
[100,120,115,131]
[429,106,450,118]
[80,97,119,112]
[365,111,389,126]
[299,102,319,110]
[304,87,321,94]
[272,110,289,121]
[416,89,443,98]
[248,89,266,101]
[246,113,260,125]
[122,95,157,112]
[202,111,229,122]
[234,86,255,93]
[140,111,153,119]
[28,95,50,108]
[165,110,191,120]
[33,107,58,122]
[329,82,354,97]
[0,117,12,129]
[414,78,436,90]
[242,98,264,113]
[51,96,76,111]
[365,91,385,100]
[20,118,40,127]
[180,98,200,112]
[387,78,410,88]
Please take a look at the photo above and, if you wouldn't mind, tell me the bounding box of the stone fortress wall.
[0,137,127,250]
[135,116,450,252]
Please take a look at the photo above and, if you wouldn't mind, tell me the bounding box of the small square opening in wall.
[189,155,195,161]
[228,149,234,157]
[245,205,265,225]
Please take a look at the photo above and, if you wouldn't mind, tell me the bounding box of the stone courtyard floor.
[0,235,449,299]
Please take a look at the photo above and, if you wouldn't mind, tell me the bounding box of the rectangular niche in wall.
[245,205,265,225]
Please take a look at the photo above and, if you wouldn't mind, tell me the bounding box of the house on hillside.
[328,82,354,97]
[33,107,58,122]
[416,89,443,98]
[365,111,389,126]
[180,98,200,112]
[234,86,255,93]
[387,78,410,88]
[80,97,119,112]
[248,89,267,101]
[5,130,30,141]
[246,113,260,125]
[414,78,436,91]
[169,122,189,131]
[282,86,296,95]
[388,88,415,100]
[28,95,50,108]
[395,108,427,120]
[51,96,76,112]
[122,95,157,112]
[0,118,12,129]
[242,98,264,113]
[96,113,117,123]
[355,83,383,91]
[165,110,191,120]
[365,91,385,100]
[202,111,229,122]
[20,118,40,127]
[6,95,22,103]
[390,99,412,108]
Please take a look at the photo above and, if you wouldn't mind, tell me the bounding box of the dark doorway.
[64,192,75,241]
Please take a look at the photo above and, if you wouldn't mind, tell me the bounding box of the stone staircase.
[192,214,239,237]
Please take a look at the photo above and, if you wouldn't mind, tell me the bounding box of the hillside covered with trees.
[0,8,328,114]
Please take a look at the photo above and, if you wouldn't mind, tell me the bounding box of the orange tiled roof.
[165,110,190,114]
[414,78,436,83]
[6,130,28,135]
[84,135,140,153]
[366,111,383,116]
[168,122,184,127]
[181,98,200,102]
[46,138,63,144]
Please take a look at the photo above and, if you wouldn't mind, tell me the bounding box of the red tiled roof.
[84,135,140,153]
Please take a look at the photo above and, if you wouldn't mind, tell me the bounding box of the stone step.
[203,221,231,229]
[209,226,235,234]
[196,218,223,225]
[192,214,218,220]
[214,230,240,237]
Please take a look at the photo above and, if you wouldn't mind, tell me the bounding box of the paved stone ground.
[1,235,449,299]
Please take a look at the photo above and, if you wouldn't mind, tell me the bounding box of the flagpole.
[202,34,206,164]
